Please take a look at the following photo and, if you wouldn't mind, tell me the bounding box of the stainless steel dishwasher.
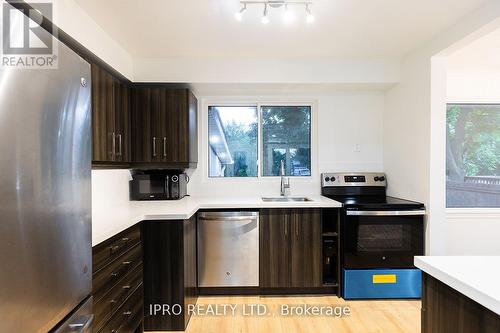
[198,211,259,287]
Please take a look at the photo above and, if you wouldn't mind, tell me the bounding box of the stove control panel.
[321,172,386,187]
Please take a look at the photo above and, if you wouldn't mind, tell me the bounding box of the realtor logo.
[1,1,57,68]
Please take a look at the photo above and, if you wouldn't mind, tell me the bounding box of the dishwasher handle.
[199,212,259,221]
[199,216,258,221]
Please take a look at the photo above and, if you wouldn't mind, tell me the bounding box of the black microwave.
[130,172,188,200]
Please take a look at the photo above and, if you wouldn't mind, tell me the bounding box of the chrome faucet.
[280,160,290,196]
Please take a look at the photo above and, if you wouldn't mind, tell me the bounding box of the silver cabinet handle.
[295,220,299,237]
[346,210,426,216]
[68,314,94,333]
[284,222,287,236]
[116,134,122,156]
[163,137,167,157]
[111,132,116,157]
[152,137,157,157]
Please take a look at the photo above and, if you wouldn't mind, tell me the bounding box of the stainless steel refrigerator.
[0,5,93,332]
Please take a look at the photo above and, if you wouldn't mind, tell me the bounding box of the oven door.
[342,210,424,269]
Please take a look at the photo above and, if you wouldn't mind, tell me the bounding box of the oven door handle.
[346,210,426,216]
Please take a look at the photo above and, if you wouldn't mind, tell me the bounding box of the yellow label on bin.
[372,274,397,284]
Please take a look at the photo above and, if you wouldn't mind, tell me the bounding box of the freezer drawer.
[53,296,93,333]
[198,212,259,287]
[343,268,422,299]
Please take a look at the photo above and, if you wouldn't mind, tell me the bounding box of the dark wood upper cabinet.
[131,86,198,169]
[91,63,130,166]
[260,208,322,290]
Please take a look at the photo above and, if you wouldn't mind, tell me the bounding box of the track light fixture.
[234,1,314,24]
[234,3,247,21]
[261,3,269,24]
[305,3,314,23]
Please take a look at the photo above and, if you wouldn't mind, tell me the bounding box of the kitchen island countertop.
[415,256,500,315]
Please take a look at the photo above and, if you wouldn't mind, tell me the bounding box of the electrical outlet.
[354,144,361,152]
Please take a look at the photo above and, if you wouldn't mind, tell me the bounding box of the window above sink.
[207,103,313,179]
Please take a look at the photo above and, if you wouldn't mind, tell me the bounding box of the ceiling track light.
[262,3,269,24]
[234,0,314,24]
[305,3,314,23]
[234,3,247,21]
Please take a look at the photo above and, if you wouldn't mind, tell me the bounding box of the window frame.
[202,99,316,181]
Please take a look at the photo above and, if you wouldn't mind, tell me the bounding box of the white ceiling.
[74,0,487,59]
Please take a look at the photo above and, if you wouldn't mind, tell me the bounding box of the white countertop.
[415,256,500,315]
[92,194,342,246]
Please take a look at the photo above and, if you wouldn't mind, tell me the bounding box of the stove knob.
[382,256,386,260]
[331,176,336,182]
[379,176,385,181]
[325,177,330,182]
[374,176,380,181]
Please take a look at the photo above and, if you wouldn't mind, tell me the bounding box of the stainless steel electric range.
[321,172,425,299]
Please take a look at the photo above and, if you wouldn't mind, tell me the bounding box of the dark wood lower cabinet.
[260,208,322,292]
[290,209,322,288]
[260,209,291,288]
[422,273,500,333]
[142,215,198,331]
[92,224,143,333]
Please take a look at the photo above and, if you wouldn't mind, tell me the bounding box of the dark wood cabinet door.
[143,219,198,331]
[91,64,115,162]
[113,79,130,163]
[149,87,163,162]
[131,88,152,162]
[290,209,322,288]
[165,89,187,163]
[188,90,198,164]
[259,209,291,288]
[183,214,197,326]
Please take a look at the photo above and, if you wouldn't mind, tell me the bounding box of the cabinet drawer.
[98,285,143,333]
[93,244,142,302]
[93,225,141,273]
[343,269,422,299]
[94,263,143,332]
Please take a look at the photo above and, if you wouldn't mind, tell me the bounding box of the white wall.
[187,91,385,197]
[383,0,500,255]
[447,70,500,102]
[133,57,399,85]
[91,169,131,215]
[446,209,500,254]
[51,0,133,79]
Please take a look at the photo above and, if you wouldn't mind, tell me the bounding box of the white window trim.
[200,98,318,182]
[446,207,500,219]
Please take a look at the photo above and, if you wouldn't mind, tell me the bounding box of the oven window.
[357,224,410,251]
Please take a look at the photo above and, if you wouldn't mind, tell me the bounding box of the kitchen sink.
[261,197,313,202]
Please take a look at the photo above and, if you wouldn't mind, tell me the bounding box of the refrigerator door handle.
[68,314,94,333]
